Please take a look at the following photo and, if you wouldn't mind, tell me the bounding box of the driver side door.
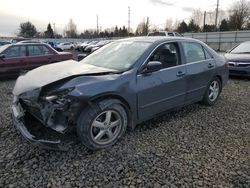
[136,42,187,121]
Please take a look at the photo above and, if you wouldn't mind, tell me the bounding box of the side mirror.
[0,54,5,59]
[142,61,162,74]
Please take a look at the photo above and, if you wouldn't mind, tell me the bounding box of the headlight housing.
[45,87,75,102]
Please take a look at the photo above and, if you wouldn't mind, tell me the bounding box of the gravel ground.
[0,78,249,188]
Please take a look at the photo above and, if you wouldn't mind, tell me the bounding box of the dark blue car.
[12,37,229,150]
[225,41,250,77]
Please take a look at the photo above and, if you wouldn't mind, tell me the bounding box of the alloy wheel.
[90,110,122,145]
[208,80,220,102]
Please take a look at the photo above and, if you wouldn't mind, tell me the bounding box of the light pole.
[215,0,220,31]
[96,15,99,34]
[128,6,131,35]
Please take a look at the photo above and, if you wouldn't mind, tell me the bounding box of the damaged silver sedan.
[12,37,228,150]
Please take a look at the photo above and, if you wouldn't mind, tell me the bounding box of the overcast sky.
[0,0,234,36]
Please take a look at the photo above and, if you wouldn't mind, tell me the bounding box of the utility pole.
[128,6,131,35]
[96,15,99,34]
[203,11,206,32]
[215,0,219,31]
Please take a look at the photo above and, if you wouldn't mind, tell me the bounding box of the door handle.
[176,71,185,77]
[208,63,215,68]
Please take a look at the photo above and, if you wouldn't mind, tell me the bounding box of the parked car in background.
[11,37,228,150]
[84,40,112,53]
[74,42,84,51]
[0,41,11,46]
[45,41,63,52]
[75,41,90,51]
[58,42,75,50]
[225,41,250,77]
[0,43,73,78]
[77,40,113,61]
[81,41,98,51]
[147,31,183,37]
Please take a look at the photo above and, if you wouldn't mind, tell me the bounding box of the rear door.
[0,45,27,77]
[137,42,187,120]
[26,44,54,70]
[181,42,216,103]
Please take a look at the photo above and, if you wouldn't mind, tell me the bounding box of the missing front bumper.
[11,101,70,151]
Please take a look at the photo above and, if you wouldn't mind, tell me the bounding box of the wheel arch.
[88,93,135,130]
[215,75,222,92]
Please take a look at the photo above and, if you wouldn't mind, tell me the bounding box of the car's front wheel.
[202,77,221,106]
[77,99,128,150]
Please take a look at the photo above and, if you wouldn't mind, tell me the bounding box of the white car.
[147,31,183,37]
[58,42,75,50]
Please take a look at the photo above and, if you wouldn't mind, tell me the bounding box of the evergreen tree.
[188,19,200,32]
[219,19,229,31]
[44,23,54,38]
[177,21,189,33]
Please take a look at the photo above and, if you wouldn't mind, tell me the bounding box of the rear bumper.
[11,100,66,150]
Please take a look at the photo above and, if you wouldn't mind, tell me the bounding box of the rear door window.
[182,42,206,63]
[28,45,44,56]
[168,32,174,36]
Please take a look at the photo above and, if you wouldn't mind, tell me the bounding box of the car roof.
[117,36,197,43]
[9,43,48,46]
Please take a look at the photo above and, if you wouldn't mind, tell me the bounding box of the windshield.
[230,42,250,54]
[80,41,151,71]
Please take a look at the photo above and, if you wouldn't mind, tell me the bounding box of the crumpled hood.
[13,60,116,96]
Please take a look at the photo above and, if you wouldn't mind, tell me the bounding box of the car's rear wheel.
[202,77,221,106]
[77,99,128,150]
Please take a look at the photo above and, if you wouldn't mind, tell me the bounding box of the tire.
[202,77,222,106]
[77,99,128,150]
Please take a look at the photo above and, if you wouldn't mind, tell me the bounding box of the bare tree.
[64,19,77,38]
[205,9,226,27]
[172,20,181,31]
[191,9,204,27]
[228,0,250,30]
[136,17,149,36]
[165,19,174,31]
[150,24,160,32]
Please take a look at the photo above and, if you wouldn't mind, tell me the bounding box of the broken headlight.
[44,87,75,110]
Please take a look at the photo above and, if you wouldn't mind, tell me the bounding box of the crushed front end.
[11,86,82,150]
